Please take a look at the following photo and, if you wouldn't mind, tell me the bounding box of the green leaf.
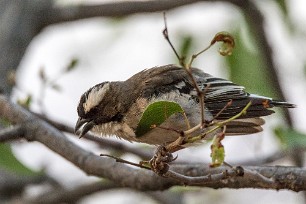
[0,143,37,176]
[135,101,184,137]
[274,127,306,149]
[210,133,225,168]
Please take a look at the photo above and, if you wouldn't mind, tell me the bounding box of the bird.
[75,64,295,145]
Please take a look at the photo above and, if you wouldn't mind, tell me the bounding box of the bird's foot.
[149,145,177,176]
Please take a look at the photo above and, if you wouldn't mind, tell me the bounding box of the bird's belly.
[135,128,181,145]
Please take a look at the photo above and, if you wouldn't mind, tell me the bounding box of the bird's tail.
[223,117,265,135]
[218,95,295,135]
[269,99,296,108]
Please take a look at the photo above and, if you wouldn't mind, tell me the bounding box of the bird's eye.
[111,113,123,122]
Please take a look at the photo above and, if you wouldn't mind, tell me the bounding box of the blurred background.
[1,0,306,203]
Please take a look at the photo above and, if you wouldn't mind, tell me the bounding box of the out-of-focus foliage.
[0,144,37,176]
[225,29,276,98]
[275,127,306,149]
[178,34,194,61]
[276,0,288,17]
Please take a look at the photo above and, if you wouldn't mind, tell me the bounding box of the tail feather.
[250,94,295,108]
[206,94,295,120]
[219,117,265,135]
[270,99,296,108]
[225,125,263,135]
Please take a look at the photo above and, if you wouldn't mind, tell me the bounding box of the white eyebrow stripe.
[83,83,110,113]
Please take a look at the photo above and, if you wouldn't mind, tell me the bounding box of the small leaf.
[274,127,306,149]
[210,132,225,167]
[135,101,184,137]
[210,31,235,56]
[66,58,79,72]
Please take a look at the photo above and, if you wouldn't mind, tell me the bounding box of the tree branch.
[0,95,305,191]
[146,191,184,204]
[47,0,242,24]
[0,168,59,199]
[37,114,153,160]
[0,125,25,142]
[29,180,183,204]
[28,181,120,204]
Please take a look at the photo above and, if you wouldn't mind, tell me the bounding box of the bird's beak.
[75,117,95,138]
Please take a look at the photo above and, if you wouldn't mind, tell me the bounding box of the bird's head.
[75,82,124,138]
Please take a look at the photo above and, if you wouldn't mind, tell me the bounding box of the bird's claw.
[149,145,177,176]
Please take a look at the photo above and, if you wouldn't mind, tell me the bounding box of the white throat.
[91,121,136,142]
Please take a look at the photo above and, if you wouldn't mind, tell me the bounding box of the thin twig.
[100,153,151,170]
[163,13,183,66]
[209,99,233,122]
[162,14,208,127]
[187,44,213,68]
[187,101,252,143]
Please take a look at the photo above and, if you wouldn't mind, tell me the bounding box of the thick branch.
[0,0,254,96]
[0,95,305,191]
[47,0,241,24]
[38,115,153,160]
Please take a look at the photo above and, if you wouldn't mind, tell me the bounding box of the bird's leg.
[149,145,178,176]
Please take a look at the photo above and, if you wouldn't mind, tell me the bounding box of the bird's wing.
[127,65,294,135]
